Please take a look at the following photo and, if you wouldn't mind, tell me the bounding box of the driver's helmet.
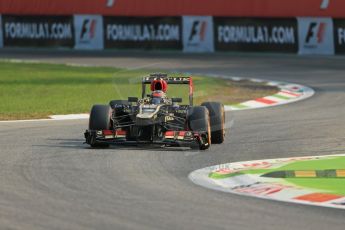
[150,79,168,92]
[151,90,166,104]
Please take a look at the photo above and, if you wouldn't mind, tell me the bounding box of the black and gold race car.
[84,73,226,150]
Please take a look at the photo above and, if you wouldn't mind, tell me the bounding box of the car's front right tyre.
[88,104,112,148]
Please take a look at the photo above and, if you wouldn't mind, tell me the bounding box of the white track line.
[0,114,89,123]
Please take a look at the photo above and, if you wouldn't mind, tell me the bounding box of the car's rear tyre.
[187,106,211,150]
[89,104,112,148]
[201,102,225,144]
[109,100,129,109]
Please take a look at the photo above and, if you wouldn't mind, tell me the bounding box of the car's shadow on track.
[35,138,201,153]
[33,138,86,149]
[89,145,197,152]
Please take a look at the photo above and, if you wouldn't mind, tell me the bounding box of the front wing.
[84,129,209,148]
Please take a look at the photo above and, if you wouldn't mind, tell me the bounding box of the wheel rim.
[207,114,211,145]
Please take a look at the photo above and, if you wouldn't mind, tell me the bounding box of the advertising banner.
[297,17,334,55]
[333,19,345,54]
[2,15,74,48]
[74,15,103,50]
[214,18,298,53]
[0,15,3,48]
[104,17,182,50]
[182,16,214,53]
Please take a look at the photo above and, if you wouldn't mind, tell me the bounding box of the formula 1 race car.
[84,73,226,150]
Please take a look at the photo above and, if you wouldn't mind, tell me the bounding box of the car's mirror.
[172,98,182,103]
[128,97,138,103]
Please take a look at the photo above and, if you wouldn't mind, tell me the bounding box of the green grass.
[210,156,345,195]
[279,157,345,195]
[0,61,278,120]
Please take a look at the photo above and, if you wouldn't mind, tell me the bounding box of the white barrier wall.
[182,16,214,53]
[74,15,104,50]
[297,17,334,55]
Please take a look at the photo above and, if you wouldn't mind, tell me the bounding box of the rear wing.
[142,74,194,105]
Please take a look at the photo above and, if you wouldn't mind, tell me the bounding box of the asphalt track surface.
[0,49,344,230]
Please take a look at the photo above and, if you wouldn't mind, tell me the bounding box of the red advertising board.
[0,0,345,17]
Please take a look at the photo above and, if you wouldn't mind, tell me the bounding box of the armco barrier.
[214,18,298,53]
[297,17,334,55]
[333,19,345,54]
[0,14,345,55]
[2,15,74,48]
[104,17,182,50]
[74,15,104,50]
[182,16,214,53]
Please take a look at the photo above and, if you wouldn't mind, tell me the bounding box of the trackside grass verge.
[0,61,278,120]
